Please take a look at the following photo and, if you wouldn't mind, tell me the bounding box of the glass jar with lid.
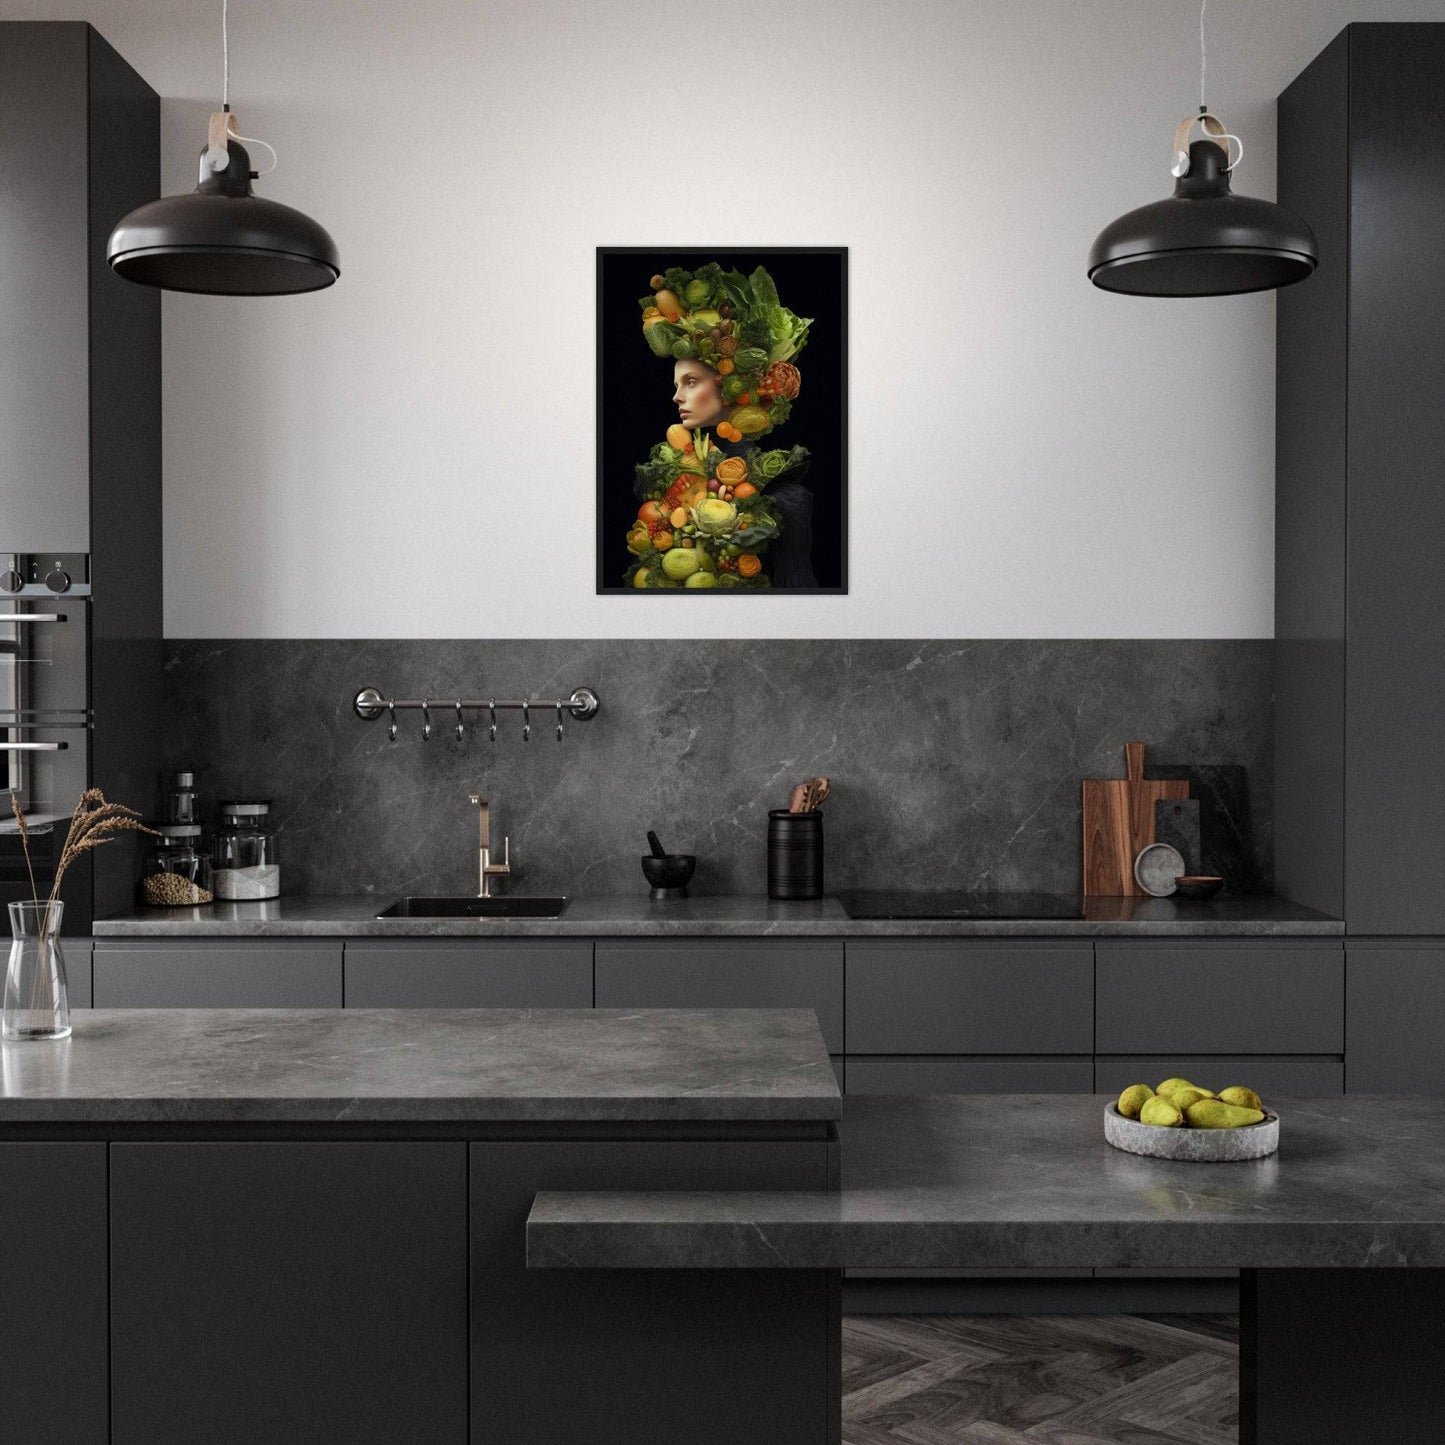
[160,770,199,825]
[140,825,214,907]
[212,800,280,900]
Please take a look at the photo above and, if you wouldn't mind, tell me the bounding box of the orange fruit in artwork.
[652,530,674,551]
[666,424,691,451]
[737,553,762,578]
[638,501,665,525]
[732,482,758,501]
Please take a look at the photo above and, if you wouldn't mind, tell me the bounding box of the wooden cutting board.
[1082,743,1190,896]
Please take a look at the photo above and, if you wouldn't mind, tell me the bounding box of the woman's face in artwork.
[672,359,726,429]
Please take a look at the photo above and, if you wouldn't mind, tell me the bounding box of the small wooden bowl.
[1173,875,1225,901]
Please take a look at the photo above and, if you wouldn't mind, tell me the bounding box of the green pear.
[1186,1099,1266,1129]
[1140,1096,1184,1127]
[1156,1077,1197,1096]
[1160,1086,1212,1111]
[1218,1086,1264,1112]
[1117,1084,1154,1119]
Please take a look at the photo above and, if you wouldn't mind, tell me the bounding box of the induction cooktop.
[837,891,1085,920]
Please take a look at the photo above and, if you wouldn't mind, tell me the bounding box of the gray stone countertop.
[0,1008,840,1125]
[91,893,1343,938]
[528,1094,1445,1270]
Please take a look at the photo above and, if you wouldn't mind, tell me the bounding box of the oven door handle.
[0,613,67,624]
[0,741,67,751]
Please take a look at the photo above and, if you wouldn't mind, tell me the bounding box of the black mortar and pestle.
[642,830,695,900]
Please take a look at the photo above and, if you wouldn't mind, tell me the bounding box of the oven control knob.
[44,568,71,594]
[0,570,21,594]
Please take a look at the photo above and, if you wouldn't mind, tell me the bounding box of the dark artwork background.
[596,247,847,592]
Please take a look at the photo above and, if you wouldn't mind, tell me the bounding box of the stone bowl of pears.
[1105,1078,1279,1161]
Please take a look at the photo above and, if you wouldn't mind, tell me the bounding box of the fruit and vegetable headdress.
[622,262,813,591]
[639,262,810,442]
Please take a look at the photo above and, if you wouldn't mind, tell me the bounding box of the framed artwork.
[596,247,848,594]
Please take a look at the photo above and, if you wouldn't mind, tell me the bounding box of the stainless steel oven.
[0,553,92,924]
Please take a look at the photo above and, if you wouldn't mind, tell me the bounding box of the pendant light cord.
[206,0,278,177]
[1199,0,1208,111]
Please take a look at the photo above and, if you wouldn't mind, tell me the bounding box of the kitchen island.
[0,1007,841,1445]
[533,1094,1445,1445]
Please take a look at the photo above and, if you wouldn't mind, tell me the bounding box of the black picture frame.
[596,246,849,595]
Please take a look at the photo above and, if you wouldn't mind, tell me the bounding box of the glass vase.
[4,901,71,1041]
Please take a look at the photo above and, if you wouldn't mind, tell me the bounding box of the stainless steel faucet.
[467,794,511,897]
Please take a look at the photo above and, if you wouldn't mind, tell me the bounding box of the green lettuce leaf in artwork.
[662,266,693,295]
[767,309,811,363]
[732,346,770,375]
[749,266,781,309]
[720,270,754,313]
[753,445,810,484]
[644,320,682,356]
[766,397,793,426]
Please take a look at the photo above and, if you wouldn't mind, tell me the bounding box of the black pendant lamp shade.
[1089,129,1317,298]
[108,117,339,296]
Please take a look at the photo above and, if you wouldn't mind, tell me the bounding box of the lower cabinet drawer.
[67,940,93,1008]
[344,940,592,1008]
[1094,1055,1344,1096]
[846,942,1093,1055]
[595,939,843,1053]
[111,1142,468,1445]
[845,1057,1095,1095]
[1346,944,1445,1092]
[93,940,343,1008]
[1095,942,1343,1054]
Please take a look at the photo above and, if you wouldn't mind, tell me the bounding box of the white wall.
[4,0,1440,638]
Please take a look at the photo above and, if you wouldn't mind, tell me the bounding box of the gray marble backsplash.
[160,640,1272,900]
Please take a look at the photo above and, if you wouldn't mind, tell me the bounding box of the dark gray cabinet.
[1095,942,1343,1055]
[1346,944,1445,1092]
[471,1138,835,1445]
[0,22,158,550]
[65,938,92,1007]
[846,941,1093,1055]
[0,1143,108,1444]
[846,1057,1093,1095]
[1095,1055,1344,1097]
[93,939,342,1007]
[110,1142,468,1445]
[0,23,92,546]
[1276,24,1445,934]
[344,939,592,1007]
[595,938,843,1052]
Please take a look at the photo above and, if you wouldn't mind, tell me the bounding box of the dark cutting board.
[1082,743,1190,897]
[1152,764,1261,894]
[1155,797,1202,875]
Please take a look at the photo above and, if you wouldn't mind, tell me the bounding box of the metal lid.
[155,823,203,839]
[218,800,271,817]
[165,771,196,789]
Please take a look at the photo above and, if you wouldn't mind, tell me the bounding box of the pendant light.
[107,0,338,295]
[1087,0,1315,297]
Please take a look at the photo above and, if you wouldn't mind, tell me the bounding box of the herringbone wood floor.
[842,1314,1239,1444]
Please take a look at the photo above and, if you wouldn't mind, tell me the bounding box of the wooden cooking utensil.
[1082,743,1189,897]
[788,783,809,813]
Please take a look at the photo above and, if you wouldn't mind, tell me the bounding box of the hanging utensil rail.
[353,685,600,743]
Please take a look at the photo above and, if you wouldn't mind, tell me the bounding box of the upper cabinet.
[1275,24,1445,935]
[0,23,158,553]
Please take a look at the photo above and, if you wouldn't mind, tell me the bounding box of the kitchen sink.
[376,895,569,919]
